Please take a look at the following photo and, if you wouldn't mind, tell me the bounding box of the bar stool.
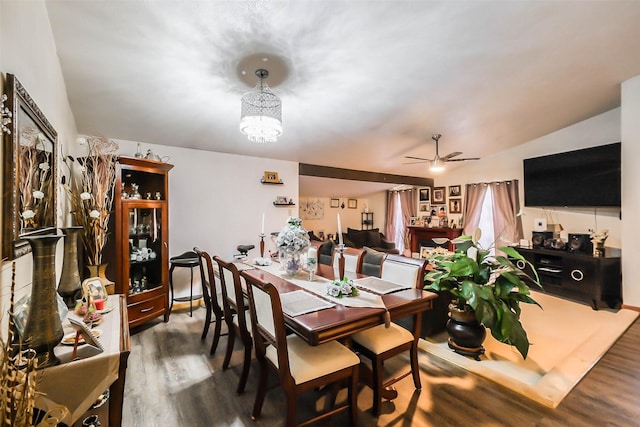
[169,251,201,316]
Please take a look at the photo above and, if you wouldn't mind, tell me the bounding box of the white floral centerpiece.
[275,217,310,275]
[327,277,359,298]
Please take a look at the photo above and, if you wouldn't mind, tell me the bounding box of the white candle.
[261,212,265,235]
[307,246,317,260]
[337,214,343,246]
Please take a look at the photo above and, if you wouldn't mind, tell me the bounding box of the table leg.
[358,362,398,400]
[189,266,194,317]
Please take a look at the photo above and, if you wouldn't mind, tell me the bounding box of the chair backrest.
[193,247,222,314]
[332,247,365,274]
[213,256,248,330]
[359,246,387,277]
[240,271,292,382]
[381,254,427,288]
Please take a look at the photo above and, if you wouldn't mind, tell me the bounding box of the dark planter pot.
[446,304,486,360]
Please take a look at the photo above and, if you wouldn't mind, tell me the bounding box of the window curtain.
[462,183,489,235]
[398,189,416,251]
[490,180,523,247]
[386,189,416,254]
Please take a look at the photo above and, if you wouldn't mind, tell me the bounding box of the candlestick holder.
[337,243,346,280]
[259,233,265,258]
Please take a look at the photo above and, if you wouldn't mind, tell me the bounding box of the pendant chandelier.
[240,69,282,143]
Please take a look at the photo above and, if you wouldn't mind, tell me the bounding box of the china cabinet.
[104,157,173,328]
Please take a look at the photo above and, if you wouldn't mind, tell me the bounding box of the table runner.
[251,261,387,310]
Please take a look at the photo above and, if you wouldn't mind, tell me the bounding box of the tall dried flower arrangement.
[0,263,38,426]
[64,136,119,265]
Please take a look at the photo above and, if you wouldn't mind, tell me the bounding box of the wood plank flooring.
[123,306,640,426]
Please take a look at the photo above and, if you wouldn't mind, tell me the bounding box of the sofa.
[341,228,399,254]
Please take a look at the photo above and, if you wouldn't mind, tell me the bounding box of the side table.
[169,251,201,316]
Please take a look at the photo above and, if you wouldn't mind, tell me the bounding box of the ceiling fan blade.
[404,155,432,161]
[403,160,430,165]
[441,151,463,161]
[446,157,481,162]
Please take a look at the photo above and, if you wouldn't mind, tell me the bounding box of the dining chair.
[350,254,427,416]
[240,271,360,427]
[193,247,226,356]
[332,247,365,278]
[213,255,253,394]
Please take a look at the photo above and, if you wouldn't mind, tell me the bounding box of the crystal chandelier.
[240,69,282,143]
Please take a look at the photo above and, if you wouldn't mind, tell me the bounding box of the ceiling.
[45,1,640,193]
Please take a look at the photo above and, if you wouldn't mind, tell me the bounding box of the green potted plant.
[425,231,542,359]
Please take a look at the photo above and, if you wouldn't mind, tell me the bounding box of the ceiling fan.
[404,134,480,172]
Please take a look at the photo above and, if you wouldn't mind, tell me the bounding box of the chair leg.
[410,342,422,389]
[349,365,359,426]
[236,337,252,394]
[285,390,297,427]
[251,359,268,421]
[210,312,223,356]
[222,324,236,370]
[201,305,212,340]
[372,357,383,416]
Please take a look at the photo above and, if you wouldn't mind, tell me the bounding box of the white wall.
[434,108,621,246]
[621,75,640,308]
[115,140,298,261]
[0,1,79,329]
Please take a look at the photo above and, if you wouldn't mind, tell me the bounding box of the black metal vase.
[446,304,486,360]
[23,234,64,368]
[57,226,83,307]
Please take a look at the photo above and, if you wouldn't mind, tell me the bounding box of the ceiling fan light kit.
[240,68,282,143]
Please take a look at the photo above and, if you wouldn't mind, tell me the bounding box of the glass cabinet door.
[126,205,164,296]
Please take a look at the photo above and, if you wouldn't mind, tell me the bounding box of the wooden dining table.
[240,262,437,345]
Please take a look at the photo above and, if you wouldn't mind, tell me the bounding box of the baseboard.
[621,304,640,313]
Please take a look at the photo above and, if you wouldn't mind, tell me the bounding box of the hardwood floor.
[123,307,640,426]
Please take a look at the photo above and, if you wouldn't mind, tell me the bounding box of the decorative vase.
[86,263,115,296]
[22,234,65,368]
[284,248,302,277]
[57,226,83,308]
[446,304,486,360]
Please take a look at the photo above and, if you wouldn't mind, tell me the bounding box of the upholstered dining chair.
[350,254,427,416]
[240,271,360,427]
[193,247,226,356]
[332,247,365,278]
[213,255,253,394]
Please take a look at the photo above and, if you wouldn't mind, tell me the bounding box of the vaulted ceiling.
[45,1,640,186]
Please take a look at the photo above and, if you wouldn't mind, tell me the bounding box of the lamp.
[240,69,282,143]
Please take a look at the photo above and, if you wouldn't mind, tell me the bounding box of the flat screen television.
[523,142,621,207]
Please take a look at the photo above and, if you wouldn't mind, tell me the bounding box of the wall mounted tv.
[523,142,621,207]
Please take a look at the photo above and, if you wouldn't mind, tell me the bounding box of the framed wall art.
[433,187,446,204]
[330,198,340,208]
[348,199,357,209]
[449,185,461,197]
[262,171,280,183]
[449,198,462,214]
[419,188,431,202]
[2,73,58,260]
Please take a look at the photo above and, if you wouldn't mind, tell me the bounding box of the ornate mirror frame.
[2,73,58,260]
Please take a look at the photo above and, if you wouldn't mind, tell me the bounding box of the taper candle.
[337,214,343,246]
[261,212,265,235]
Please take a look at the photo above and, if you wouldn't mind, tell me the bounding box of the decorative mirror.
[2,74,57,260]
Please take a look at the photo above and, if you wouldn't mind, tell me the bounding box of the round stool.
[169,251,201,316]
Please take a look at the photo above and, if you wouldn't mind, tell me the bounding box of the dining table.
[239,258,437,401]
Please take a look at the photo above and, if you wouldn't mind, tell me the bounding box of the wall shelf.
[273,202,295,206]
[261,179,284,185]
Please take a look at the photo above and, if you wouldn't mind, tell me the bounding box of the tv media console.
[514,246,621,310]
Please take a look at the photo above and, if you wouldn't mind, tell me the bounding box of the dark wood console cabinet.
[515,246,621,310]
[408,226,463,253]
